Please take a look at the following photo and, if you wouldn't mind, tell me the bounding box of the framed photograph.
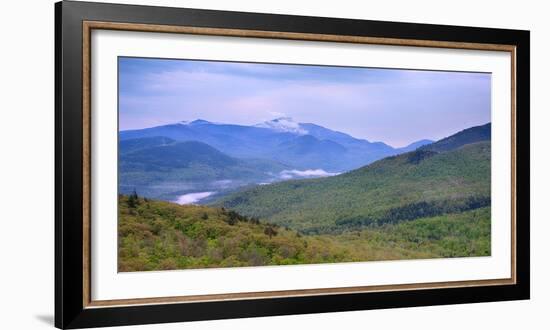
[55,1,530,328]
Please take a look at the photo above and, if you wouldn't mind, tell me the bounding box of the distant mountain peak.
[178,119,213,126]
[255,117,308,135]
[190,119,212,125]
[272,116,293,122]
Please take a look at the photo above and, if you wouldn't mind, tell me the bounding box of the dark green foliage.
[420,123,490,153]
[406,149,438,164]
[223,209,252,225]
[334,195,491,230]
[214,141,491,233]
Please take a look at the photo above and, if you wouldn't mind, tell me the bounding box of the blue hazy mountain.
[119,138,292,201]
[272,135,347,170]
[120,119,297,161]
[119,136,176,155]
[120,117,432,172]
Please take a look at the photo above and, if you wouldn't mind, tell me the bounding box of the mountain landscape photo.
[119,117,434,201]
[117,56,492,272]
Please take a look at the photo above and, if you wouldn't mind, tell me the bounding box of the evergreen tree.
[127,189,139,208]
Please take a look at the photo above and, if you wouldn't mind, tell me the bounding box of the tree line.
[335,195,491,230]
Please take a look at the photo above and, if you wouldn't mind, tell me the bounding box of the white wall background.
[0,0,546,329]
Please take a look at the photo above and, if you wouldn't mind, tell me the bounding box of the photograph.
[48,1,533,328]
[117,57,492,272]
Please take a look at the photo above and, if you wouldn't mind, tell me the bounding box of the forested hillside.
[214,141,491,234]
[118,195,490,271]
[118,123,492,271]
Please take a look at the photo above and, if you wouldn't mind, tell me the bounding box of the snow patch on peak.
[178,119,213,126]
[190,119,211,125]
[255,117,308,135]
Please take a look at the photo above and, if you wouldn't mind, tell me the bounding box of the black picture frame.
[55,1,530,328]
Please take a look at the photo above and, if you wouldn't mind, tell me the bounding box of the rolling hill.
[119,136,176,155]
[119,138,291,200]
[213,123,491,234]
[118,195,490,271]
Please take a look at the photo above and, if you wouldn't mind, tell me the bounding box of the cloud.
[119,58,491,146]
[279,169,341,180]
[173,192,215,205]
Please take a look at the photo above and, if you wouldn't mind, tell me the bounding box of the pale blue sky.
[119,57,491,147]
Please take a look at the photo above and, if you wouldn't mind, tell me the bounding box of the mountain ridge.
[119,140,291,200]
[119,118,439,171]
[420,123,490,153]
[212,123,492,233]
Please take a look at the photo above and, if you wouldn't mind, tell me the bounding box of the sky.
[119,57,491,147]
